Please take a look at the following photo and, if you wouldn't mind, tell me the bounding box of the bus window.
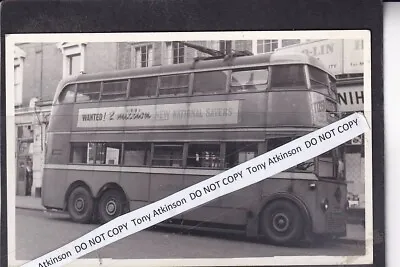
[130,77,158,97]
[187,143,221,168]
[308,66,329,95]
[123,143,151,166]
[159,74,189,95]
[270,64,306,88]
[58,84,76,104]
[225,142,258,168]
[317,150,334,178]
[267,137,314,172]
[193,71,227,94]
[152,143,184,167]
[76,82,101,102]
[94,143,122,165]
[230,69,269,92]
[101,80,128,100]
[329,75,337,98]
[70,143,88,164]
[266,137,292,151]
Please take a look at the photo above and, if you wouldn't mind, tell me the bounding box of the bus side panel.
[266,91,312,126]
[149,172,184,220]
[183,174,222,206]
[47,104,74,133]
[182,174,248,225]
[120,171,150,202]
[65,169,121,199]
[46,133,71,165]
[219,183,261,209]
[314,180,347,235]
[42,168,69,209]
[183,206,248,226]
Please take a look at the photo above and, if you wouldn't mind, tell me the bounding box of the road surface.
[15,209,365,261]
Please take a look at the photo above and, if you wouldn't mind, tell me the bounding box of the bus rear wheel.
[97,189,126,224]
[67,186,94,224]
[259,199,304,246]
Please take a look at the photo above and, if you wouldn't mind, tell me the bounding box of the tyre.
[97,189,127,224]
[259,199,304,246]
[67,186,94,224]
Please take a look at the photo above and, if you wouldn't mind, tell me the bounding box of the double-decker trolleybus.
[42,43,347,246]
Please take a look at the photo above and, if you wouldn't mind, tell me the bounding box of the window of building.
[219,40,232,54]
[165,42,185,64]
[281,39,301,47]
[123,143,151,166]
[257,40,279,53]
[270,65,306,88]
[159,74,189,95]
[101,80,128,100]
[225,142,258,168]
[187,144,221,168]
[68,54,81,76]
[14,64,23,106]
[57,42,86,78]
[130,77,158,97]
[134,44,153,68]
[58,84,76,104]
[193,71,228,94]
[230,68,269,92]
[14,45,25,106]
[76,82,101,102]
[152,143,184,167]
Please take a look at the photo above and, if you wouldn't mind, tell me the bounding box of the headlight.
[321,199,329,212]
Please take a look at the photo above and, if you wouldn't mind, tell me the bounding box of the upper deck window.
[193,71,227,94]
[159,74,189,95]
[270,64,306,88]
[101,80,128,100]
[58,84,76,104]
[230,68,269,92]
[76,82,101,102]
[130,77,158,97]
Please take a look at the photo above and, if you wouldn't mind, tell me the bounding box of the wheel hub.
[272,213,290,232]
[106,199,117,216]
[75,197,85,212]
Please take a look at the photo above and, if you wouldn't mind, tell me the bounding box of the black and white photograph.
[5,31,373,267]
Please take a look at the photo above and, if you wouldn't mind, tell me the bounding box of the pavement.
[15,195,365,244]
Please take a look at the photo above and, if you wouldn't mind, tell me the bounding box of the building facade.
[13,39,365,208]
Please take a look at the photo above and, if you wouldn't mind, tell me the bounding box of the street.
[16,209,365,261]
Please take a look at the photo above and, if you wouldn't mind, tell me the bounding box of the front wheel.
[259,199,304,246]
[67,186,94,224]
[97,189,127,224]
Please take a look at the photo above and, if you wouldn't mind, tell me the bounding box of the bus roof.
[54,51,334,100]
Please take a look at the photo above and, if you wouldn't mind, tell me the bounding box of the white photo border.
[6,30,373,267]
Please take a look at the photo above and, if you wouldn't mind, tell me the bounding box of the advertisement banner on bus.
[76,100,241,128]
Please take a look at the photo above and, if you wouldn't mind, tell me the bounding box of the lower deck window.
[318,150,334,178]
[267,137,315,172]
